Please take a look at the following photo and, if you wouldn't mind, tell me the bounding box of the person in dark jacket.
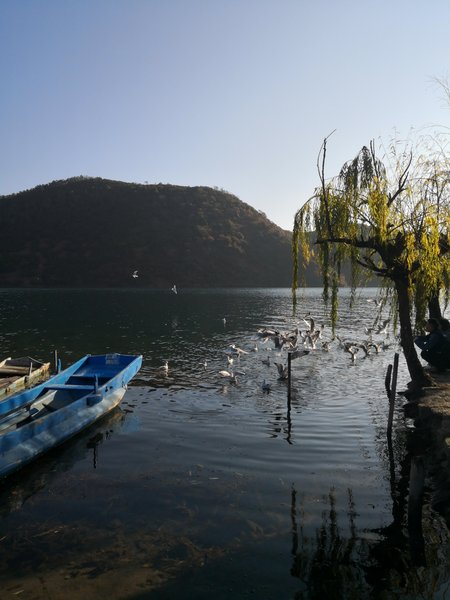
[414,317,450,371]
[439,318,450,341]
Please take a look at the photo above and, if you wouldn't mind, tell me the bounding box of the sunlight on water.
[0,288,449,599]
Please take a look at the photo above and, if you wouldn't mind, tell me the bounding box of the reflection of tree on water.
[290,486,368,599]
[364,421,447,595]
[289,472,450,598]
[0,407,126,518]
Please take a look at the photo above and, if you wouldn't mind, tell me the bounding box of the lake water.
[0,287,449,600]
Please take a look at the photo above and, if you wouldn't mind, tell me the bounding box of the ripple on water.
[0,288,447,600]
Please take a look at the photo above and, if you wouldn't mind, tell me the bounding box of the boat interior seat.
[45,384,95,391]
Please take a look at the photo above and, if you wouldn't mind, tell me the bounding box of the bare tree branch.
[317,131,336,237]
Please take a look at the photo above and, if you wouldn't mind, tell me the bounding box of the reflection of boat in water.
[0,356,50,399]
[0,406,127,517]
[0,353,142,478]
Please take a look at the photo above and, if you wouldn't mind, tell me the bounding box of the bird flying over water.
[366,298,382,307]
[344,346,359,362]
[171,284,177,294]
[375,318,390,335]
[274,362,289,380]
[303,313,315,333]
[132,270,139,278]
[228,344,248,356]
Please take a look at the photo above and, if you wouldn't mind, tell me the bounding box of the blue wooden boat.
[0,353,142,478]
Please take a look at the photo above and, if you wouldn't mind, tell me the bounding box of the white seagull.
[228,344,248,356]
[274,362,289,380]
[344,346,359,362]
[375,318,390,335]
[218,370,238,384]
[161,360,169,372]
[132,270,139,278]
[171,284,178,294]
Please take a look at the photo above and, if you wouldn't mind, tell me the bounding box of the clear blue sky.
[1,0,449,230]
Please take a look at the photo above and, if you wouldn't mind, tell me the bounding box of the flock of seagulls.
[155,310,395,394]
[228,312,394,390]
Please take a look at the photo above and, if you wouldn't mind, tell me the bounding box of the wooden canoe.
[0,357,51,400]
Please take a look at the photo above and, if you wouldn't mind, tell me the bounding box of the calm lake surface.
[0,287,449,600]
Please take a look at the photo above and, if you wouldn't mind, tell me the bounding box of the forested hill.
[0,176,323,288]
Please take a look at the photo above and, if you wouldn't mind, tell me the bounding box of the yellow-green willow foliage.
[292,138,450,332]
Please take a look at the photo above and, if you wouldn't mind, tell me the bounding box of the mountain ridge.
[0,176,323,288]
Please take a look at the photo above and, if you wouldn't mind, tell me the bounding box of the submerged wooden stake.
[287,351,292,404]
[385,363,392,397]
[387,353,399,437]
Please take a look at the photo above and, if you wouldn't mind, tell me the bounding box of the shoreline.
[404,370,450,526]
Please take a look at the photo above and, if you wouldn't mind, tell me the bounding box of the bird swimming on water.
[218,370,239,384]
[262,379,271,393]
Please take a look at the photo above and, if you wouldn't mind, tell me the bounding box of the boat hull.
[0,353,142,478]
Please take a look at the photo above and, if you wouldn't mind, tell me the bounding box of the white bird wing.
[274,362,283,375]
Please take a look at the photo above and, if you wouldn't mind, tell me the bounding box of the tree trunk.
[395,278,432,388]
[428,293,442,320]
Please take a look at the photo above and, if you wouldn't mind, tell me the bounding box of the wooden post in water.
[53,350,58,374]
[387,353,399,437]
[385,363,392,397]
[287,351,292,405]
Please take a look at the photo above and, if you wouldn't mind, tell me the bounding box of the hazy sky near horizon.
[1,0,450,230]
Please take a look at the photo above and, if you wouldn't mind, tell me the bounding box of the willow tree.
[292,136,450,388]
